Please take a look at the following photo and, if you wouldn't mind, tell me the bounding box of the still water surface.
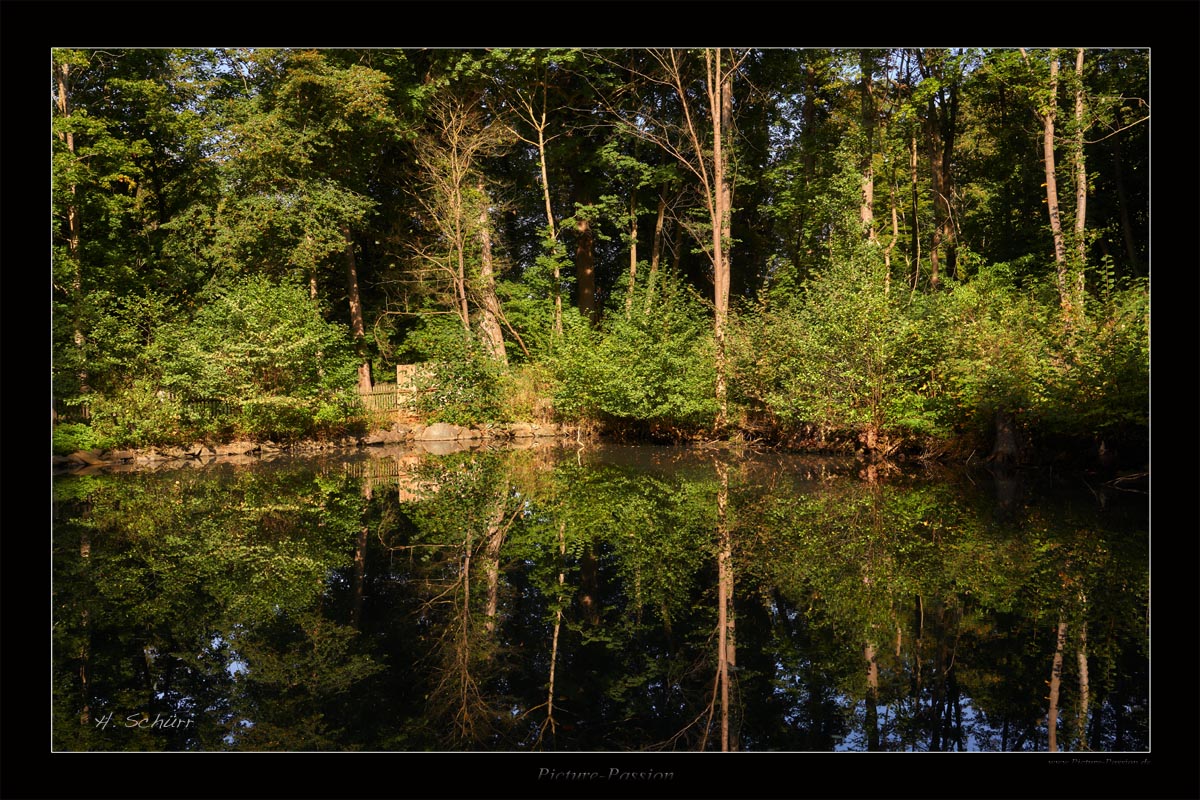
[52,442,1148,751]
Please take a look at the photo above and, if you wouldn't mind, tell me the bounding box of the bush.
[313,389,370,439]
[554,272,718,430]
[730,248,944,448]
[53,423,100,456]
[87,382,190,448]
[157,274,358,400]
[238,396,315,442]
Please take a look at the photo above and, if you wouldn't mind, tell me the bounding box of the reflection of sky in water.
[831,694,994,751]
[210,634,249,677]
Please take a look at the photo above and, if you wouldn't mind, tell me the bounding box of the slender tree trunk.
[79,529,91,726]
[910,129,921,290]
[1033,50,1073,318]
[625,189,638,317]
[884,161,899,278]
[343,226,373,392]
[1047,617,1068,752]
[56,60,88,392]
[926,100,942,289]
[865,641,880,750]
[643,189,668,314]
[452,192,471,332]
[476,180,508,365]
[712,50,734,432]
[1076,611,1089,749]
[941,83,958,280]
[483,497,507,633]
[860,52,876,240]
[534,119,563,337]
[1072,48,1088,307]
[541,520,568,743]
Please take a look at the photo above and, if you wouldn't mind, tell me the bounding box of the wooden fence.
[358,364,433,413]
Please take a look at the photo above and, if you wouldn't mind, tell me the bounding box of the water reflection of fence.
[341,454,435,502]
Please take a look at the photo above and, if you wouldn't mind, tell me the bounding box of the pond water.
[51,441,1148,752]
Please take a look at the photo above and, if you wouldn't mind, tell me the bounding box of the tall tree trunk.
[711,50,734,432]
[1076,611,1089,749]
[941,82,958,280]
[79,528,91,726]
[1029,50,1073,318]
[476,180,508,365]
[860,52,876,240]
[523,86,563,337]
[925,97,942,289]
[343,226,373,392]
[644,189,667,313]
[625,188,638,317]
[483,497,507,633]
[1072,48,1088,306]
[574,187,597,325]
[56,60,88,392]
[1047,617,1068,752]
[865,641,880,750]
[540,520,568,744]
[909,129,921,290]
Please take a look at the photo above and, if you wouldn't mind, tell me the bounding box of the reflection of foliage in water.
[52,449,1148,751]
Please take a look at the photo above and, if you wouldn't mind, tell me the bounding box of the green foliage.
[553,272,718,430]
[158,274,358,401]
[731,248,945,446]
[238,396,315,442]
[53,423,100,456]
[87,381,190,448]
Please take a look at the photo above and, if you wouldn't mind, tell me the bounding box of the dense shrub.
[238,396,316,442]
[730,248,944,449]
[86,381,191,448]
[156,274,359,400]
[554,272,719,430]
[52,423,100,456]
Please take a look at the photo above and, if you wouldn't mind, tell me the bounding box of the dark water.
[51,442,1148,752]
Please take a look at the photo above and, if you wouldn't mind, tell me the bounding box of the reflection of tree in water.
[52,449,1147,751]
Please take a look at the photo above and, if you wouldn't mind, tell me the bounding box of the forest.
[51,48,1150,469]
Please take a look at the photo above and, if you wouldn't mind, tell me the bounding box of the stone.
[416,422,462,441]
[68,449,107,466]
[510,423,535,438]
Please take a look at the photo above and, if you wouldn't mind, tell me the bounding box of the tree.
[1021,48,1083,322]
[601,48,747,431]
[407,91,513,362]
[53,49,219,400]
[192,49,407,392]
